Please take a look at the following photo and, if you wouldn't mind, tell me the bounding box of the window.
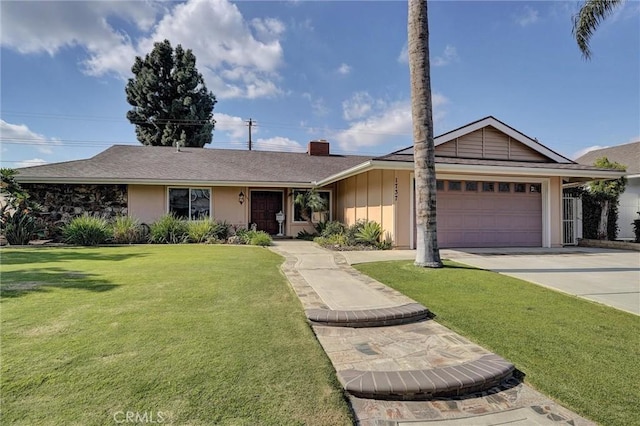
[465,181,478,192]
[293,190,331,223]
[514,183,526,193]
[436,180,444,191]
[530,184,541,193]
[482,182,495,192]
[448,181,462,191]
[169,188,211,219]
[499,182,511,193]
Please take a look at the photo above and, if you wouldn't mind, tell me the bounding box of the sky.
[1,0,639,169]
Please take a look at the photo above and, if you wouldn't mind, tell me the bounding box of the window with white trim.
[168,188,211,219]
[292,190,331,223]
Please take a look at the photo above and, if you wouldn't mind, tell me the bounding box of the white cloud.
[342,92,375,121]
[334,94,448,151]
[398,43,408,64]
[214,113,247,141]
[516,6,539,27]
[432,45,459,67]
[302,94,329,116]
[1,0,285,100]
[254,136,304,152]
[0,120,59,155]
[337,63,352,75]
[572,145,609,159]
[16,158,48,168]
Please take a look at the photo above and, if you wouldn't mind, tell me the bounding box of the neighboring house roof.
[15,145,372,187]
[575,141,640,176]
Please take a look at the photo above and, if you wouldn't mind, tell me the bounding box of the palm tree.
[408,0,442,268]
[573,0,623,59]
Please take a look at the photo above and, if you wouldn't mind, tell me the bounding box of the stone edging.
[577,239,640,251]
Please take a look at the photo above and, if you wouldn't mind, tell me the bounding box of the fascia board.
[15,177,316,188]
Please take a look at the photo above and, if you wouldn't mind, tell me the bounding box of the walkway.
[271,241,594,425]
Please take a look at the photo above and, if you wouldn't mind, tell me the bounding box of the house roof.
[15,145,372,187]
[390,116,575,164]
[575,141,640,176]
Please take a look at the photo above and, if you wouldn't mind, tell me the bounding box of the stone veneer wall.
[22,183,127,239]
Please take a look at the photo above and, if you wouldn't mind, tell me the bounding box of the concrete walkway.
[271,241,594,425]
[341,247,640,315]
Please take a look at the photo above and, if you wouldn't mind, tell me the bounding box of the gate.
[563,195,582,245]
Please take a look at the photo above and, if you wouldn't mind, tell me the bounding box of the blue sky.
[1,0,639,169]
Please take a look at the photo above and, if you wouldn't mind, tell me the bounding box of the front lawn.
[355,260,640,426]
[1,245,351,425]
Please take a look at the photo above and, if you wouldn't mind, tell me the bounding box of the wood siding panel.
[382,170,395,243]
[457,130,484,158]
[367,169,382,224]
[510,142,549,162]
[483,127,510,159]
[355,173,368,220]
[435,140,457,156]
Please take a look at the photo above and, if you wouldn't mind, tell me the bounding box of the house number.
[394,178,398,201]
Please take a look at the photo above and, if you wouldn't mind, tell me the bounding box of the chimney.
[307,139,330,156]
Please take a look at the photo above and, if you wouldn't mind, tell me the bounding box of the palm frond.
[573,0,623,59]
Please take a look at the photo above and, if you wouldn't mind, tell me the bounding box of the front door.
[250,191,283,235]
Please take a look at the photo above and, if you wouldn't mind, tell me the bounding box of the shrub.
[314,234,347,248]
[234,227,250,244]
[211,220,232,241]
[63,214,112,246]
[2,211,42,245]
[111,216,144,244]
[319,220,345,238]
[355,221,382,246]
[149,214,188,244]
[249,230,272,246]
[344,220,367,246]
[296,229,316,241]
[187,218,215,243]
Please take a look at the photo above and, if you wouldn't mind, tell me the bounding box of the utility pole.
[245,118,254,150]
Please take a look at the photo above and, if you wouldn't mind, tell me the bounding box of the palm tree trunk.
[408,0,442,268]
[598,198,610,239]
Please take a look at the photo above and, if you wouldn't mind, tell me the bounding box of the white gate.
[563,195,582,245]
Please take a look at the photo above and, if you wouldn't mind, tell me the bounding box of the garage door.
[426,180,542,248]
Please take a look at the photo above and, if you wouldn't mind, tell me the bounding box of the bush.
[187,218,215,243]
[296,229,316,240]
[318,220,345,238]
[355,221,382,245]
[111,216,145,244]
[314,234,347,248]
[249,230,272,247]
[149,214,188,244]
[2,211,42,245]
[211,220,231,241]
[63,214,112,246]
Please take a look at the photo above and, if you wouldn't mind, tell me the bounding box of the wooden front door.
[250,191,283,235]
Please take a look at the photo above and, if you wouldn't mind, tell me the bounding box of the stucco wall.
[549,176,563,247]
[128,185,165,223]
[213,186,247,229]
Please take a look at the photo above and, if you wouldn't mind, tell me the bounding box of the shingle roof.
[575,141,640,175]
[15,145,372,185]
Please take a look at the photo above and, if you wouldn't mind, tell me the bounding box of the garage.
[425,180,542,248]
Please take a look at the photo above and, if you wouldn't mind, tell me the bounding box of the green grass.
[1,246,351,425]
[354,260,640,426]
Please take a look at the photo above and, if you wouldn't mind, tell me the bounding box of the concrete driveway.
[341,247,640,315]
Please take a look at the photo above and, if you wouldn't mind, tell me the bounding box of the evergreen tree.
[125,40,216,147]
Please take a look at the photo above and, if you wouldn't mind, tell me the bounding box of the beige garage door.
[434,180,542,248]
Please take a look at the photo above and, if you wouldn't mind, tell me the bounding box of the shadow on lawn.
[0,247,148,265]
[0,267,119,299]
